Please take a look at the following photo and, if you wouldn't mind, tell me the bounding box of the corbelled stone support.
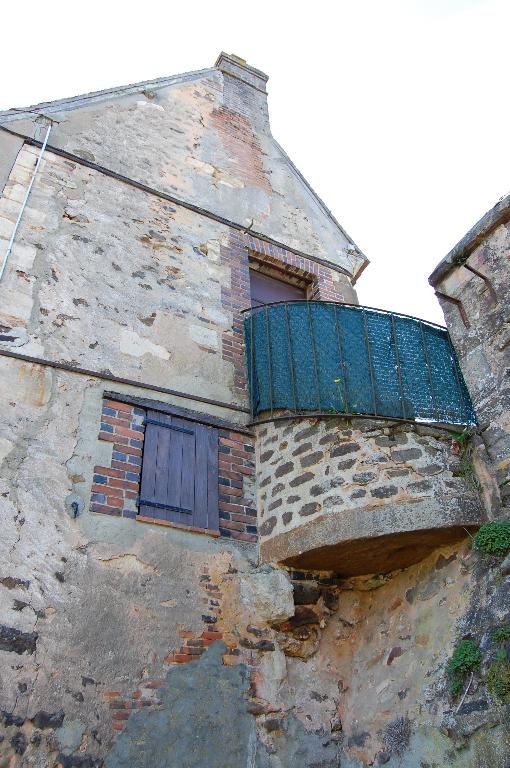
[256,417,486,575]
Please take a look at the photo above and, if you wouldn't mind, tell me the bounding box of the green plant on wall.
[487,654,510,703]
[473,521,510,556]
[451,429,481,492]
[486,626,510,703]
[447,639,482,696]
[492,625,510,645]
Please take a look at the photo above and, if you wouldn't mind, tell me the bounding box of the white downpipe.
[0,122,52,282]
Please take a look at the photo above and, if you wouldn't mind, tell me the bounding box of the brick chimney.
[214,52,270,131]
[214,53,269,94]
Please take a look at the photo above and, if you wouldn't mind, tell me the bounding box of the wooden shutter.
[139,410,219,531]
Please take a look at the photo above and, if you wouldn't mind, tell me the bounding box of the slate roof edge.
[0,67,216,122]
[429,192,510,286]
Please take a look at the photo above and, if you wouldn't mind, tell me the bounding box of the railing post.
[419,323,438,421]
[390,314,407,420]
[284,303,299,412]
[447,330,470,424]
[249,312,255,420]
[306,302,322,412]
[362,309,378,417]
[333,305,349,415]
[264,306,274,419]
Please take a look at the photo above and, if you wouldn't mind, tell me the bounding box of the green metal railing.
[244,301,475,426]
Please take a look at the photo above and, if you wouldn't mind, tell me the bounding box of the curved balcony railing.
[243,301,476,426]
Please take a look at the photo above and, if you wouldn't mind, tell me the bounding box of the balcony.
[244,301,475,426]
[244,302,483,575]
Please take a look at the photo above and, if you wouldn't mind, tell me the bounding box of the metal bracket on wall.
[464,263,498,306]
[434,291,470,328]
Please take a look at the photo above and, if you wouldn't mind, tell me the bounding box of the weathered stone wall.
[0,358,260,765]
[256,417,485,574]
[0,57,366,276]
[432,216,510,506]
[0,140,357,412]
[0,54,365,767]
[0,143,243,407]
[1,52,508,768]
[274,542,510,768]
[0,357,508,768]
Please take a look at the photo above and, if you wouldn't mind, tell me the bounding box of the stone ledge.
[260,500,484,575]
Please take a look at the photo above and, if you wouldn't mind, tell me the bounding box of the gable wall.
[3,66,364,274]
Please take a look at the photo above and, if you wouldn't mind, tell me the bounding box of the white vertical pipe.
[0,122,52,282]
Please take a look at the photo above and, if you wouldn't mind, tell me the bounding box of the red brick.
[219,437,244,449]
[109,700,129,710]
[219,470,244,481]
[186,638,205,648]
[219,519,245,532]
[174,654,195,663]
[107,477,139,491]
[91,504,122,516]
[231,513,257,525]
[99,432,128,445]
[231,449,252,460]
[102,494,123,508]
[112,460,140,473]
[116,426,145,440]
[94,466,124,479]
[101,415,132,428]
[181,646,203,656]
[219,501,245,514]
[228,431,254,442]
[104,399,133,412]
[115,443,142,457]
[234,464,254,476]
[219,484,243,497]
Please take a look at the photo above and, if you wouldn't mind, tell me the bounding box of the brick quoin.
[91,399,257,543]
[91,399,145,520]
[218,429,257,542]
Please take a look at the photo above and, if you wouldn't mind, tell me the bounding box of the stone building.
[0,53,508,767]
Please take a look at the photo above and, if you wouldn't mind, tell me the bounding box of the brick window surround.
[91,397,257,543]
[221,228,354,399]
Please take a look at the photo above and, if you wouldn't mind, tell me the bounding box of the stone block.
[240,565,294,623]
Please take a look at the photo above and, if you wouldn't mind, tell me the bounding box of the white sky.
[2,0,508,324]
